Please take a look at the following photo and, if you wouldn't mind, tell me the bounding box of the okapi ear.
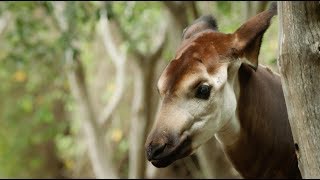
[182,15,218,40]
[233,2,277,70]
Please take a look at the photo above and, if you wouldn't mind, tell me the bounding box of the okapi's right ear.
[182,15,218,40]
[232,2,277,70]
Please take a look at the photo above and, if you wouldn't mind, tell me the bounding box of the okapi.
[145,3,302,179]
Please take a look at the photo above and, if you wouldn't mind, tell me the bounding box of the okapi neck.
[222,64,301,179]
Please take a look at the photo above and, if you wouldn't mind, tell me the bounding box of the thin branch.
[112,15,145,61]
[0,12,10,36]
[52,2,68,32]
[147,26,169,66]
[97,7,128,130]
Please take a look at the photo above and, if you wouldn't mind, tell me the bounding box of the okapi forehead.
[158,31,234,96]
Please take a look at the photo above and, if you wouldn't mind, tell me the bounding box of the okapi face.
[145,5,277,168]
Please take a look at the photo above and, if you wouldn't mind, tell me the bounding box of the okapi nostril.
[149,143,167,160]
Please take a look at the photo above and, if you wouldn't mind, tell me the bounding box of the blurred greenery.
[0,2,66,178]
[0,1,278,178]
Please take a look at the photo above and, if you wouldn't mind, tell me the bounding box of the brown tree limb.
[162,1,189,30]
[188,1,200,19]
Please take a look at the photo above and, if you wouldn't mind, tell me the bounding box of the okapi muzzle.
[145,101,194,167]
[145,129,192,168]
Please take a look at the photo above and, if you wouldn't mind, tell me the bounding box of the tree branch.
[52,2,68,32]
[0,12,10,36]
[97,7,128,131]
[147,23,169,66]
[111,15,145,62]
[52,2,118,178]
[162,1,189,29]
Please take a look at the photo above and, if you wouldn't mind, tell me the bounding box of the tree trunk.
[162,1,189,31]
[129,59,148,178]
[278,1,320,178]
[129,49,166,179]
[65,49,117,179]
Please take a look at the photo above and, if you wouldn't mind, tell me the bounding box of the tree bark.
[278,1,320,178]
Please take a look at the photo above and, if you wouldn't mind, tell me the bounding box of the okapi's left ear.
[233,2,277,70]
[182,15,218,40]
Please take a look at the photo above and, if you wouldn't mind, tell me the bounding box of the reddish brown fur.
[224,64,301,178]
[162,32,234,95]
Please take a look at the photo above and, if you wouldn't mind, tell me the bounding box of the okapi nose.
[146,142,167,161]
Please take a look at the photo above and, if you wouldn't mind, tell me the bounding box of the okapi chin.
[145,2,301,179]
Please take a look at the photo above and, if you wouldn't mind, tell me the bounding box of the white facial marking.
[153,57,242,155]
[169,63,240,150]
[157,72,167,96]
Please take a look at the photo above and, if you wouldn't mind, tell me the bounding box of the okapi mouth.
[149,132,193,168]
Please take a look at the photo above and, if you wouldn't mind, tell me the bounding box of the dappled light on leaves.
[13,70,27,82]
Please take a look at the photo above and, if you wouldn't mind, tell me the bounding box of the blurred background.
[0,1,278,178]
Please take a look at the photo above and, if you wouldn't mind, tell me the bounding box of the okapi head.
[145,4,277,168]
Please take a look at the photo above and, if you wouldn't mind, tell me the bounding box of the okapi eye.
[195,84,212,100]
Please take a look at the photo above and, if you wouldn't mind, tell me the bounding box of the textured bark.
[278,1,320,178]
